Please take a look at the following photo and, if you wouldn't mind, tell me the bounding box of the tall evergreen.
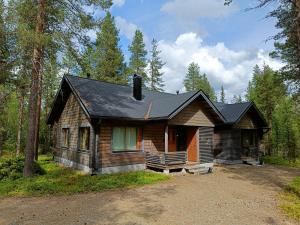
[247,64,286,155]
[199,73,216,101]
[184,62,200,91]
[0,0,10,83]
[149,38,165,91]
[220,85,226,103]
[128,30,148,86]
[184,62,216,100]
[272,96,300,160]
[12,0,113,176]
[95,12,124,83]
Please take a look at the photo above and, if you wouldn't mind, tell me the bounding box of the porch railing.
[145,151,187,167]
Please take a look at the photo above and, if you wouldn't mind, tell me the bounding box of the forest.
[0,0,299,177]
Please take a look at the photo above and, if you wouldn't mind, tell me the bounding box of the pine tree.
[184,62,216,100]
[184,62,200,91]
[95,12,124,83]
[149,38,165,91]
[128,30,148,86]
[220,85,225,103]
[17,0,112,176]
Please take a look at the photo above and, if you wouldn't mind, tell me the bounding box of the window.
[79,127,90,150]
[112,127,140,152]
[242,130,257,147]
[62,128,70,148]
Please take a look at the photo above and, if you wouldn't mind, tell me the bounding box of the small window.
[62,128,70,148]
[79,127,90,150]
[112,127,140,152]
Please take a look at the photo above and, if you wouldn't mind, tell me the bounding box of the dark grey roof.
[46,75,224,123]
[214,101,265,125]
[214,102,252,123]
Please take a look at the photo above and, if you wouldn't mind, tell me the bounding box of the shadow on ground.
[220,164,300,191]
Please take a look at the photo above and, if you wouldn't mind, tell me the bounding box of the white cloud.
[158,32,283,100]
[161,0,238,20]
[115,16,138,40]
[113,0,125,7]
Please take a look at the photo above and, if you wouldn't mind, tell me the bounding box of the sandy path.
[1,165,300,225]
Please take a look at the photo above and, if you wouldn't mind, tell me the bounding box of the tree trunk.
[296,0,300,66]
[23,0,45,177]
[34,74,42,160]
[16,93,25,156]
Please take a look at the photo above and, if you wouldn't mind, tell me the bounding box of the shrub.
[0,156,45,181]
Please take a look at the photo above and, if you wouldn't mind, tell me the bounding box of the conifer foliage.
[128,30,148,86]
[184,62,216,100]
[149,38,165,91]
[95,12,125,83]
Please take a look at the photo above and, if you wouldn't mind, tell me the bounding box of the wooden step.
[185,163,213,174]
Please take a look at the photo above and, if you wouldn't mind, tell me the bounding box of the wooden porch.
[145,151,187,170]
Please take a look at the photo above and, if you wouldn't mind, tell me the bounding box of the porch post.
[165,124,168,153]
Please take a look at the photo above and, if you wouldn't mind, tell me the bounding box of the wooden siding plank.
[169,100,215,127]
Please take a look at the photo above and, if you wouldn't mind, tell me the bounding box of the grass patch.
[0,155,169,197]
[280,177,300,222]
[263,156,300,168]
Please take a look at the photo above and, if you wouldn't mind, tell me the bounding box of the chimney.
[133,74,142,100]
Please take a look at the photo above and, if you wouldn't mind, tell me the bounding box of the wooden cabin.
[47,75,268,174]
[213,102,268,164]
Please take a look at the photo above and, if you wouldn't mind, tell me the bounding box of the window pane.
[112,127,125,151]
[79,127,90,150]
[126,127,137,150]
[62,128,69,147]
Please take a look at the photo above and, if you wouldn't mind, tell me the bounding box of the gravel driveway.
[1,165,300,225]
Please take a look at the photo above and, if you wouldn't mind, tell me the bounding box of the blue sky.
[106,0,282,101]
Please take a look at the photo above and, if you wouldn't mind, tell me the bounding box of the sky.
[105,0,283,101]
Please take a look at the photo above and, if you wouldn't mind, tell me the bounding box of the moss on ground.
[0,155,169,197]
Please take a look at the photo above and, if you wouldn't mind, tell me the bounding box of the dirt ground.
[1,165,300,225]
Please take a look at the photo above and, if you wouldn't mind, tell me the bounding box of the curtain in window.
[126,127,137,150]
[112,127,125,151]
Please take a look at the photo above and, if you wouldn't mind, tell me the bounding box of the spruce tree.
[220,85,225,103]
[198,73,216,101]
[95,12,124,83]
[247,64,286,155]
[184,62,216,100]
[128,30,148,86]
[184,62,201,91]
[149,38,165,91]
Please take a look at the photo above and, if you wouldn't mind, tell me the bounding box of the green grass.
[263,156,300,168]
[280,177,300,222]
[0,155,169,197]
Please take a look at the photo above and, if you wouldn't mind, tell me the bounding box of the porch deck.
[145,151,213,173]
[145,151,187,170]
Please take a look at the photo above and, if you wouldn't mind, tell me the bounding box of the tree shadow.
[220,164,300,191]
